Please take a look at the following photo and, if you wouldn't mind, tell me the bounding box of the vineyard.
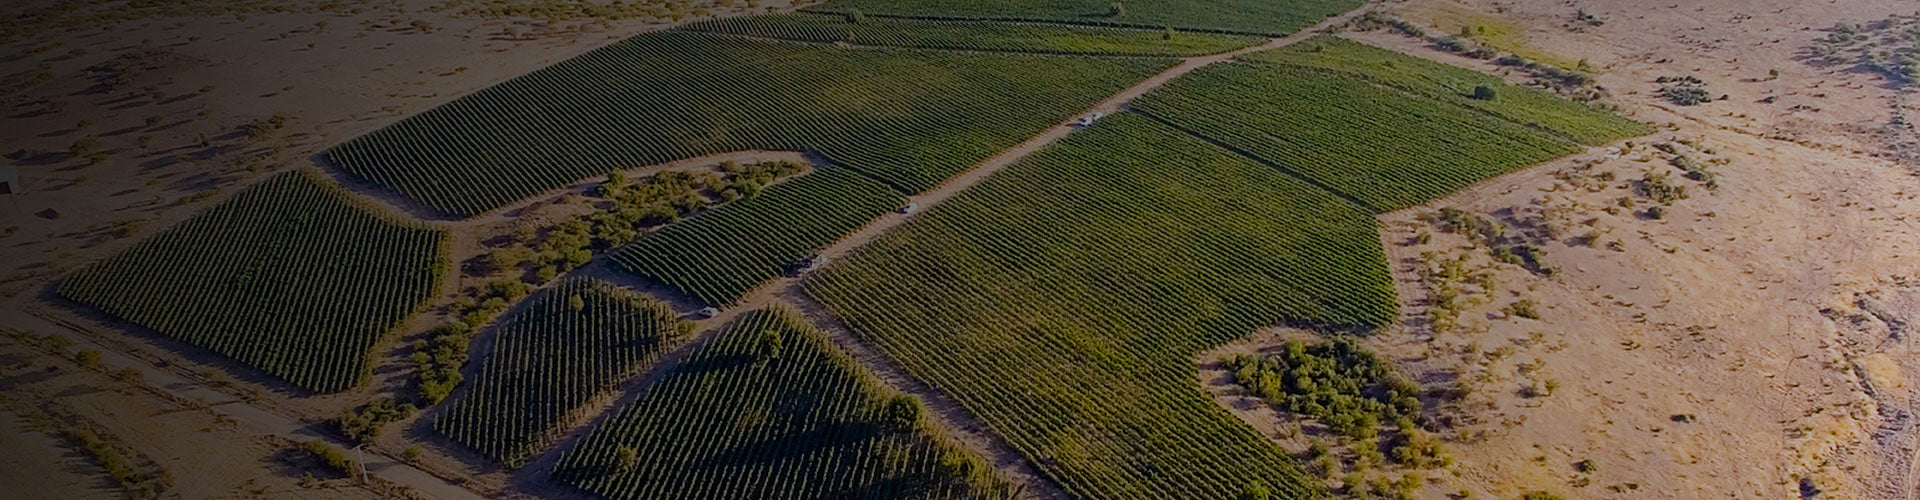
[682,13,1263,56]
[808,0,1360,36]
[1242,36,1653,144]
[805,113,1394,500]
[325,31,1172,216]
[57,170,444,393]
[1131,62,1581,211]
[433,279,682,466]
[610,167,902,306]
[552,306,1013,500]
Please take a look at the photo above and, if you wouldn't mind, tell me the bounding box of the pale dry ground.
[1186,0,1920,498]
[0,333,406,499]
[0,411,119,500]
[0,0,795,497]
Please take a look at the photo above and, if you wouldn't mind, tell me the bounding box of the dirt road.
[13,5,1378,499]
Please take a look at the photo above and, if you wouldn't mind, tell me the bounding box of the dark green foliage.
[1638,170,1687,205]
[682,13,1264,56]
[58,171,445,393]
[1225,338,1421,443]
[335,398,415,443]
[809,0,1361,36]
[1134,63,1581,211]
[413,322,474,405]
[884,394,925,430]
[553,307,1012,499]
[326,32,1171,215]
[807,114,1388,500]
[1657,75,1710,105]
[301,440,355,476]
[588,161,807,250]
[1471,84,1496,100]
[435,279,681,466]
[1242,37,1650,145]
[611,168,903,306]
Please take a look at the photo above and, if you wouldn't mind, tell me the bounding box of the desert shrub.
[335,398,415,443]
[74,349,102,369]
[1638,170,1687,205]
[1507,300,1540,319]
[301,440,354,476]
[1657,75,1710,105]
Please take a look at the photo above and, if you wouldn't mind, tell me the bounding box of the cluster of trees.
[481,161,806,285]
[334,397,415,443]
[1227,339,1447,471]
[592,161,805,248]
[1228,339,1420,443]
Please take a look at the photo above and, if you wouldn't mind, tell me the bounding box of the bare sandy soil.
[13,0,1920,498]
[0,411,120,500]
[1187,0,1920,498]
[0,332,398,499]
[0,0,796,496]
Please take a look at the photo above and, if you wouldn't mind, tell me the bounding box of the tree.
[1238,482,1272,500]
[757,329,783,361]
[1108,2,1125,17]
[1471,85,1497,100]
[884,394,923,430]
[568,295,586,312]
[616,445,640,472]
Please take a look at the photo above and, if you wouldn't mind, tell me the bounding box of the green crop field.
[1243,36,1653,144]
[806,113,1393,500]
[552,306,1013,500]
[1132,62,1581,212]
[809,0,1360,36]
[683,13,1264,56]
[58,171,445,393]
[434,279,681,466]
[610,167,902,306]
[325,31,1172,216]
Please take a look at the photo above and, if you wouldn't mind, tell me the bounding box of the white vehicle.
[695,307,719,319]
[1074,112,1106,127]
[897,202,918,215]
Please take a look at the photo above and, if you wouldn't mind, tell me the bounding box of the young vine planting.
[552,306,1013,500]
[808,0,1360,36]
[1132,62,1581,212]
[325,31,1172,216]
[610,167,902,307]
[58,170,445,393]
[434,279,682,466]
[682,13,1263,56]
[805,113,1394,500]
[1242,36,1653,144]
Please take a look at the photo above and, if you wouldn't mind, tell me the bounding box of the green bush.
[301,440,354,476]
